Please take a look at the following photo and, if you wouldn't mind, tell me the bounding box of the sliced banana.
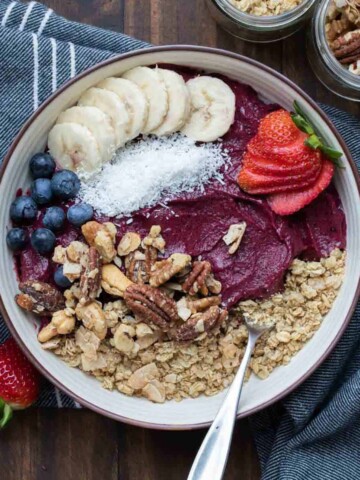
[48,123,102,173]
[97,77,148,141]
[181,76,236,142]
[122,66,168,134]
[56,106,116,164]
[78,87,130,148]
[151,69,191,136]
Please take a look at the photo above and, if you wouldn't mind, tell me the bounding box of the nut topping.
[117,232,142,256]
[223,222,246,255]
[75,301,107,340]
[16,281,65,316]
[38,309,76,342]
[81,221,117,263]
[124,284,180,331]
[182,260,212,296]
[188,295,222,313]
[101,264,133,297]
[79,247,102,303]
[174,306,228,342]
[150,253,192,287]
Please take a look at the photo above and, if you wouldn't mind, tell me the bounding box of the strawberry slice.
[258,109,301,146]
[0,338,40,429]
[238,167,318,195]
[268,160,334,215]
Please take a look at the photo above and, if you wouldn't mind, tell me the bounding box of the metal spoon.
[187,316,273,480]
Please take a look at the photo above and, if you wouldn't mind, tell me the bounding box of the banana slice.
[181,76,236,142]
[97,77,148,141]
[122,67,168,134]
[151,69,191,136]
[48,123,102,173]
[56,106,116,164]
[78,87,130,148]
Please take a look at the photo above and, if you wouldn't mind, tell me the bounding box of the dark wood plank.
[10,2,359,480]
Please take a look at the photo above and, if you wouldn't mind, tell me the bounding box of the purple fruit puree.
[17,78,346,309]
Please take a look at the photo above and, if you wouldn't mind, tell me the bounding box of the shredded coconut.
[79,134,230,217]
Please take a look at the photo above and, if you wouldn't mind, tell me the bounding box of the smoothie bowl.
[0,47,359,429]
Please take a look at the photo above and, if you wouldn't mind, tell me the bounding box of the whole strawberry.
[0,338,40,429]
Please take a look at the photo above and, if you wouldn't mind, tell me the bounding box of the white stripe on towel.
[32,32,39,110]
[50,37,57,92]
[69,42,76,78]
[37,8,53,36]
[19,1,35,32]
[1,1,16,28]
[55,387,63,408]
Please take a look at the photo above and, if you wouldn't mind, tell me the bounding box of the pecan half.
[124,284,179,331]
[174,306,228,342]
[182,261,212,296]
[150,253,192,287]
[16,281,65,316]
[188,296,222,313]
[79,247,101,303]
[332,30,360,64]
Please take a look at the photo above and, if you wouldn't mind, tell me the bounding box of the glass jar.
[307,0,360,101]
[206,0,317,43]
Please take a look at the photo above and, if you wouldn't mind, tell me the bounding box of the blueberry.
[43,206,66,231]
[29,153,56,179]
[54,266,72,289]
[6,228,28,251]
[31,178,53,205]
[67,203,93,227]
[51,170,80,200]
[10,196,38,225]
[31,228,56,255]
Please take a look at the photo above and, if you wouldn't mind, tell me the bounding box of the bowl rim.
[0,45,359,430]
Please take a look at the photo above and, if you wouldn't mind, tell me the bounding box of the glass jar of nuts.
[307,0,360,101]
[206,0,317,42]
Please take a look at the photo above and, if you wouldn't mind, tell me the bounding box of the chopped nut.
[150,253,192,287]
[38,309,75,342]
[75,326,101,358]
[182,261,212,296]
[142,380,165,403]
[101,264,133,297]
[81,221,117,263]
[16,281,65,316]
[117,232,141,256]
[75,301,107,340]
[127,363,159,390]
[113,328,136,354]
[52,246,67,264]
[143,225,166,252]
[223,222,246,255]
[175,306,228,342]
[79,247,102,302]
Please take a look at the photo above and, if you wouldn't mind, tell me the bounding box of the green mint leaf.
[305,134,322,150]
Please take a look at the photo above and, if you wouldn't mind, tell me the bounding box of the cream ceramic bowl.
[0,46,359,430]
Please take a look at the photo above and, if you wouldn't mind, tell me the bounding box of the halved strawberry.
[268,160,334,215]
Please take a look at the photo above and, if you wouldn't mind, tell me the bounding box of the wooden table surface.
[1,1,359,480]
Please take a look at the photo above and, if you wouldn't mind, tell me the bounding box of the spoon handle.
[187,331,259,480]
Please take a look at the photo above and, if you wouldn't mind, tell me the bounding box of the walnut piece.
[75,301,107,340]
[16,281,65,316]
[79,247,102,303]
[117,232,141,256]
[38,309,75,342]
[150,253,192,287]
[101,264,133,297]
[182,260,212,296]
[124,284,179,331]
[174,306,228,342]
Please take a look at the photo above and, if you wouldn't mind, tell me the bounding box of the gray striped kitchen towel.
[0,2,359,479]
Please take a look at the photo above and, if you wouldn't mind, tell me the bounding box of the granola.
[40,246,345,403]
[229,0,303,16]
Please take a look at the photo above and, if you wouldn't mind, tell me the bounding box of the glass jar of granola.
[307,0,360,101]
[206,0,317,42]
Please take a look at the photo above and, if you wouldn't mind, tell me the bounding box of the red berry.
[258,109,300,146]
[0,338,40,429]
[268,160,335,215]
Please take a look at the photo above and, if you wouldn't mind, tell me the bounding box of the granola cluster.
[326,0,360,75]
[37,248,344,403]
[229,0,303,16]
